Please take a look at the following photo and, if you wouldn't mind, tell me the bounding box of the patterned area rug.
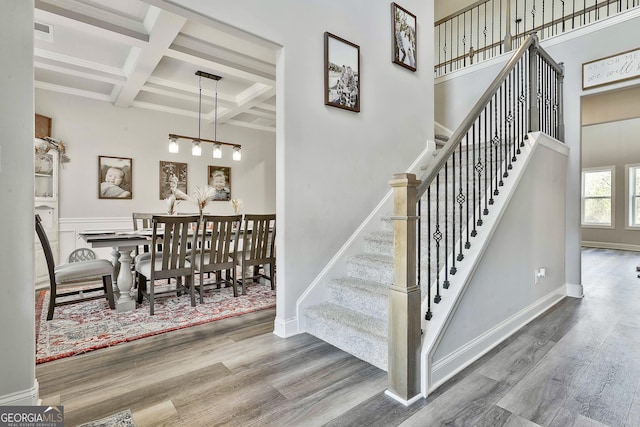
[77,409,135,427]
[36,283,276,364]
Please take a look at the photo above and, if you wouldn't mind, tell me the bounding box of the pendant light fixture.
[167,70,242,160]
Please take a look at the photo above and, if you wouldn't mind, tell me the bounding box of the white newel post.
[386,173,422,406]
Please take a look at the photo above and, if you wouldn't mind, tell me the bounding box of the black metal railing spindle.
[426,188,432,320]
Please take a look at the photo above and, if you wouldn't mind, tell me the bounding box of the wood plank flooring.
[37,248,640,426]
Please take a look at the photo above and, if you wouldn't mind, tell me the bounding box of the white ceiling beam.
[34,50,126,85]
[226,119,276,133]
[34,0,149,47]
[113,8,187,108]
[217,83,275,123]
[165,46,275,87]
[35,80,113,102]
[145,76,235,104]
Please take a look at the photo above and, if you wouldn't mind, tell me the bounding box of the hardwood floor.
[37,248,640,426]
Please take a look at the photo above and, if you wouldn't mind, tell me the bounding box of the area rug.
[77,409,135,427]
[36,283,276,364]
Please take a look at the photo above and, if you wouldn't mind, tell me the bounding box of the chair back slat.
[151,215,199,276]
[200,215,241,269]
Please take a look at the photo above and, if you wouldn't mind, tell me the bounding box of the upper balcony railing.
[435,0,639,76]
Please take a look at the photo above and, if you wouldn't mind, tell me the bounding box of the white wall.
[0,0,38,405]
[435,9,640,296]
[166,0,435,333]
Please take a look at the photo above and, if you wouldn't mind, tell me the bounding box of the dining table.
[80,230,152,313]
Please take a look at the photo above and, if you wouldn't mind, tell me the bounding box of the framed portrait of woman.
[207,166,231,201]
[98,156,133,199]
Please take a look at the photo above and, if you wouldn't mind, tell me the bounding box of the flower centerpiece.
[229,198,244,214]
[191,185,216,218]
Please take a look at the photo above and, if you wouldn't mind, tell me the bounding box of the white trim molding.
[566,282,584,298]
[429,288,566,392]
[384,390,423,407]
[273,316,298,338]
[581,241,640,252]
[0,380,39,406]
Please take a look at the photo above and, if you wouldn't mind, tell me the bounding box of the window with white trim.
[628,164,640,228]
[581,167,614,228]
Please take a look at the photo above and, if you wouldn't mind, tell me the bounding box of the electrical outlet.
[534,268,546,284]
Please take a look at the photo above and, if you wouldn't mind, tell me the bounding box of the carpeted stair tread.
[346,253,394,284]
[364,231,394,255]
[327,277,388,321]
[304,302,387,370]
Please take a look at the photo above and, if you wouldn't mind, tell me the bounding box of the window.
[581,167,614,228]
[627,164,640,229]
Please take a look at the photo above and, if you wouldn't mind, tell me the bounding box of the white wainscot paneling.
[59,217,132,262]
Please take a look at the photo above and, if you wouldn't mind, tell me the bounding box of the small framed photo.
[160,161,188,200]
[98,156,132,199]
[392,3,417,72]
[324,32,360,112]
[207,166,231,201]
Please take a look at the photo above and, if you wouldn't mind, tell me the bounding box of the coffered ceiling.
[33,0,277,133]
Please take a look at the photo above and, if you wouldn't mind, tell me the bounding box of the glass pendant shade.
[192,140,202,156]
[212,143,222,158]
[168,137,179,153]
[232,146,242,161]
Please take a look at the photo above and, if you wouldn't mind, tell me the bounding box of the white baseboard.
[0,380,39,406]
[273,316,299,338]
[384,390,423,406]
[566,282,584,298]
[429,287,566,393]
[581,241,640,252]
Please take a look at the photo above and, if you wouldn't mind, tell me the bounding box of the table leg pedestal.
[115,246,136,313]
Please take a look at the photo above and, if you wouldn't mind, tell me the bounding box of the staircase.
[302,147,486,371]
[301,35,564,388]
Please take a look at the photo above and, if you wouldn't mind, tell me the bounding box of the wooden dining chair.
[192,214,242,302]
[135,215,200,315]
[132,212,155,260]
[35,215,115,320]
[238,214,276,295]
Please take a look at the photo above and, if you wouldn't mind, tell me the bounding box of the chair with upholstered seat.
[192,214,242,302]
[237,214,276,295]
[135,215,200,315]
[67,247,97,263]
[35,215,115,321]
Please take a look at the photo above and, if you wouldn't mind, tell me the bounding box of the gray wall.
[0,0,37,405]
[432,137,567,382]
[582,118,640,249]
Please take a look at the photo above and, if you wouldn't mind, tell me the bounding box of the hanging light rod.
[167,71,242,160]
[167,133,240,150]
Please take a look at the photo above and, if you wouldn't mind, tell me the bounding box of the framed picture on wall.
[207,166,231,201]
[160,161,188,200]
[324,32,360,112]
[98,155,132,199]
[392,2,417,72]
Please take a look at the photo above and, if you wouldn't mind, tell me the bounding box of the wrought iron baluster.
[426,187,432,320]
[463,13,467,67]
[483,105,489,216]
[444,160,450,290]
[483,2,488,61]
[507,73,513,171]
[532,1,537,39]
[457,139,464,262]
[499,84,506,185]
[417,197,421,298]
[492,95,499,199]
[472,121,479,235]
[500,0,503,53]
[465,128,471,249]
[476,110,484,227]
[451,148,458,273]
[434,173,442,303]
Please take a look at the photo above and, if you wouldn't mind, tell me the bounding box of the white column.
[0,0,39,405]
